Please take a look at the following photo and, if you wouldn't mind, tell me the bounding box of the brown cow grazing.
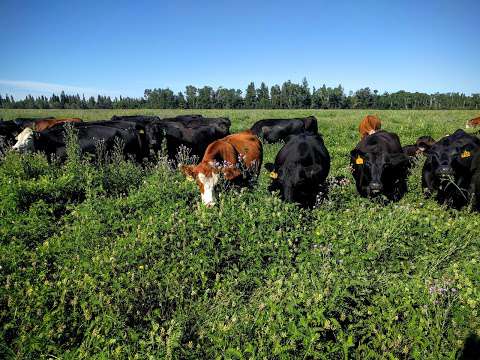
[32,118,82,132]
[466,116,480,129]
[359,115,382,139]
[180,130,263,206]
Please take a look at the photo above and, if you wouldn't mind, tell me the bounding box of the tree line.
[2,78,479,110]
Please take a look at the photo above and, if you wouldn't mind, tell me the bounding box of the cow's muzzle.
[368,182,383,194]
[436,166,454,178]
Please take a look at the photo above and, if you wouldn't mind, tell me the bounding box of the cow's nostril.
[369,182,383,192]
[436,166,453,177]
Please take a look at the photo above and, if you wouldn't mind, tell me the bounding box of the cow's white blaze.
[12,128,34,152]
[198,172,219,206]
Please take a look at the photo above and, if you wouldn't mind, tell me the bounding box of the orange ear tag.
[355,156,364,165]
[270,171,278,179]
[461,150,471,158]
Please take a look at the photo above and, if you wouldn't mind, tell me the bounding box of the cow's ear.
[180,165,197,181]
[350,149,365,165]
[264,163,279,179]
[459,145,476,160]
[264,163,275,172]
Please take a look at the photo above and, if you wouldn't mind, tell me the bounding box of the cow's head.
[416,136,435,153]
[265,162,303,202]
[180,163,222,207]
[217,118,230,134]
[12,127,35,152]
[265,162,323,204]
[426,140,477,181]
[350,149,409,197]
[264,162,284,194]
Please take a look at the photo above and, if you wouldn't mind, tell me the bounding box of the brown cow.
[466,116,480,129]
[180,130,262,206]
[359,115,382,139]
[32,118,82,132]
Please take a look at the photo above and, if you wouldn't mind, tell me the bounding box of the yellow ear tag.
[139,129,145,134]
[355,156,364,165]
[461,150,471,158]
[270,171,278,179]
[186,175,194,181]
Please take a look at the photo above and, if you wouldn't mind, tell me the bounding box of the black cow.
[0,121,22,139]
[351,130,411,201]
[79,117,228,162]
[47,119,151,160]
[0,121,22,155]
[264,133,330,207]
[422,129,480,208]
[144,118,230,162]
[403,136,436,157]
[250,116,318,143]
[13,124,147,163]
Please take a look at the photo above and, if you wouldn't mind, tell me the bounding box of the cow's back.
[225,131,262,164]
[276,133,329,168]
[35,118,82,132]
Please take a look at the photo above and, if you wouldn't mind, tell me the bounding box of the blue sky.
[1,0,479,99]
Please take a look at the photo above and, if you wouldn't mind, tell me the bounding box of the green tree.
[270,85,281,109]
[256,82,270,109]
[177,92,187,109]
[197,86,214,108]
[245,82,257,109]
[185,86,198,109]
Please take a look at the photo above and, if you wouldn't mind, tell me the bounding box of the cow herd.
[2,114,480,210]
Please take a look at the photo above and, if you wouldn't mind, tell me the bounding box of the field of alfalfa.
[1,109,479,359]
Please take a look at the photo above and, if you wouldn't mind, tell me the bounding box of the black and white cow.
[12,124,147,162]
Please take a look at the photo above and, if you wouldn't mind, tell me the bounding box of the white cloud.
[0,79,123,98]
